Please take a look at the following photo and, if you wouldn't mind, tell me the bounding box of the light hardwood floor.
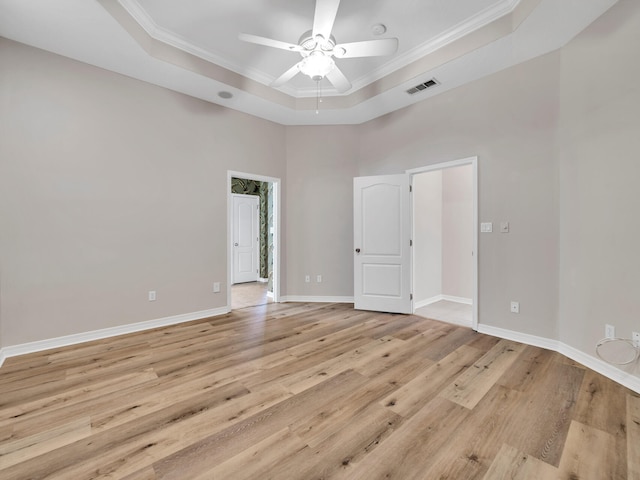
[0,302,638,479]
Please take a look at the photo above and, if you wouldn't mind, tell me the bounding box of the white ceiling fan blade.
[239,33,302,52]
[333,38,399,58]
[312,0,341,40]
[270,61,303,87]
[326,66,351,93]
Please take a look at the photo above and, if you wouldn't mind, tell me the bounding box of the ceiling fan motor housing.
[298,30,336,56]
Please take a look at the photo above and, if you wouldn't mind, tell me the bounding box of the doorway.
[408,157,478,329]
[352,158,477,329]
[227,171,281,310]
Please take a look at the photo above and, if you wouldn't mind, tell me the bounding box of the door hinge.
[410,293,413,300]
[410,239,413,247]
[409,185,412,192]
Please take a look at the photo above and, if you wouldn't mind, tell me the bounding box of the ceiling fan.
[239,0,399,93]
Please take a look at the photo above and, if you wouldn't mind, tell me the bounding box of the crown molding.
[118,0,275,87]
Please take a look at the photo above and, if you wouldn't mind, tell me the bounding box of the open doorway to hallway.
[227,171,281,310]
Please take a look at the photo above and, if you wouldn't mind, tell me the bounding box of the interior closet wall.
[413,165,473,306]
[442,165,474,300]
[414,171,442,303]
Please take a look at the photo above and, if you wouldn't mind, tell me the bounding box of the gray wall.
[1,0,639,380]
[284,125,359,298]
[557,0,640,365]
[0,39,287,345]
[357,50,561,340]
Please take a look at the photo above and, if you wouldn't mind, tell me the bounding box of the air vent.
[406,78,439,95]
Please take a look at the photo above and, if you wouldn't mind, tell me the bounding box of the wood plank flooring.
[0,302,638,479]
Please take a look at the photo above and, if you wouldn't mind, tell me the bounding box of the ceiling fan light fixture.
[298,51,335,81]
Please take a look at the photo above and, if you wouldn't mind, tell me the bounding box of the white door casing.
[232,194,259,284]
[353,174,412,314]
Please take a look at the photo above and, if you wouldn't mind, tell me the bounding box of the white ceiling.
[0,0,618,126]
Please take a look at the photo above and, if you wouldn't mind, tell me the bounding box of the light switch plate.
[481,222,493,233]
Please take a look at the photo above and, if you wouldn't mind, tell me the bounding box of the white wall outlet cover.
[633,332,640,348]
[500,221,509,233]
[213,282,221,293]
[510,301,519,313]
[605,324,615,339]
[316,275,322,283]
[148,290,156,301]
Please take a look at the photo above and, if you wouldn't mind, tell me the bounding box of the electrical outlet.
[633,332,640,348]
[510,301,519,313]
[605,324,615,339]
[213,282,221,293]
[148,290,156,301]
[316,275,322,283]
[305,275,310,283]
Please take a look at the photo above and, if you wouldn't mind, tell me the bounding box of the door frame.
[227,170,281,307]
[406,156,478,330]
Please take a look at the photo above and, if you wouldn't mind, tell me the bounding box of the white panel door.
[354,174,412,314]
[232,194,259,284]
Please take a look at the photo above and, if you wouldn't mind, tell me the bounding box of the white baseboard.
[441,295,473,305]
[414,294,473,310]
[414,295,444,309]
[0,306,230,368]
[558,343,640,394]
[477,324,560,351]
[280,295,354,304]
[478,324,640,394]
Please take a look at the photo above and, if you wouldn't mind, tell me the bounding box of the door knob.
[355,248,360,253]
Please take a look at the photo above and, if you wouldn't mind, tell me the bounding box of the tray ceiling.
[0,0,618,125]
